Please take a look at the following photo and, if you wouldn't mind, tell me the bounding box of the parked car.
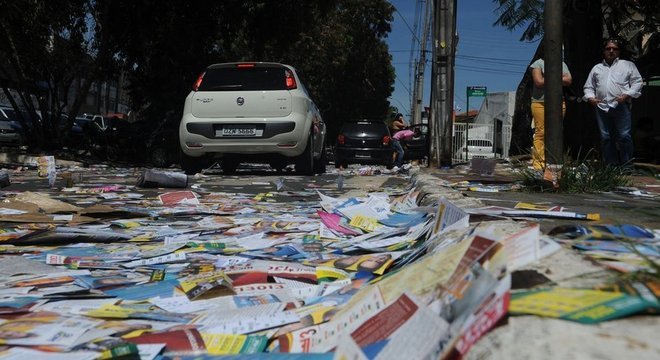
[402,123,430,162]
[179,62,327,175]
[457,139,496,160]
[0,106,34,146]
[334,119,393,169]
[0,118,22,146]
[72,114,108,133]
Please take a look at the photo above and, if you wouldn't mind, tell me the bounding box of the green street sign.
[467,86,487,97]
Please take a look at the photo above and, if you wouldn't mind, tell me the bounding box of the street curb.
[410,168,485,209]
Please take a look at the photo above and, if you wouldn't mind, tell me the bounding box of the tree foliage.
[493,0,544,42]
[110,0,395,137]
[0,0,395,150]
[491,0,660,156]
[0,0,92,147]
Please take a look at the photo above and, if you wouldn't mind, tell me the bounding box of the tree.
[492,0,660,157]
[1,0,396,153]
[110,0,394,140]
[0,0,121,150]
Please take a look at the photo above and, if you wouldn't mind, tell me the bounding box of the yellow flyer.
[201,333,268,354]
[509,287,650,323]
[349,215,379,232]
[178,271,234,300]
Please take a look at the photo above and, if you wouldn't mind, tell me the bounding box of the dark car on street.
[0,107,23,146]
[402,123,430,162]
[334,119,393,168]
[0,106,33,146]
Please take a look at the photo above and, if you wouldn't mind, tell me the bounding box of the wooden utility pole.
[411,0,432,126]
[544,1,564,165]
[430,0,457,167]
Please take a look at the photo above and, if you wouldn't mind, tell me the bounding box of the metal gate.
[451,122,511,164]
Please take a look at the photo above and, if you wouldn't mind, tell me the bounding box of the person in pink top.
[392,128,416,169]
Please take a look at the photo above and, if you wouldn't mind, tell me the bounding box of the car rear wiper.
[204,84,243,90]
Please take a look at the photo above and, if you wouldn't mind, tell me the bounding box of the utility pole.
[544,1,563,166]
[430,0,457,167]
[411,0,432,125]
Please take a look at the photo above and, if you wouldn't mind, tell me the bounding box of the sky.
[387,0,539,117]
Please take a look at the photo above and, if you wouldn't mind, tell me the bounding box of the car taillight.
[192,72,205,91]
[383,135,391,145]
[337,134,345,145]
[237,63,255,68]
[285,70,297,89]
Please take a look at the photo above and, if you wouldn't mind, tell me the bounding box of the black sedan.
[334,119,393,169]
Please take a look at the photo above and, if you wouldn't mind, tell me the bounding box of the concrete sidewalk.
[410,163,659,360]
[415,163,660,231]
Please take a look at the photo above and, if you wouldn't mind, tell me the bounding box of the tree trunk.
[510,0,605,160]
[563,0,603,161]
[509,42,543,156]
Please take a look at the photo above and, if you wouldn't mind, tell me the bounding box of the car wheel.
[269,158,287,173]
[386,151,394,169]
[180,152,207,175]
[69,136,91,157]
[222,158,239,174]
[106,145,120,162]
[334,152,342,168]
[313,145,327,174]
[90,136,108,160]
[296,133,314,175]
[149,146,172,168]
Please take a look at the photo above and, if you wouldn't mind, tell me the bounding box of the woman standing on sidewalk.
[530,58,572,169]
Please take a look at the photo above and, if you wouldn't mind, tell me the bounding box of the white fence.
[451,123,512,164]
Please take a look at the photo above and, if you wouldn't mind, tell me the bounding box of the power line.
[390,97,410,116]
[458,54,530,64]
[395,75,413,96]
[456,65,524,75]
[392,51,531,64]
[392,5,422,48]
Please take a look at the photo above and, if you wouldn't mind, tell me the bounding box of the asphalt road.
[1,160,410,210]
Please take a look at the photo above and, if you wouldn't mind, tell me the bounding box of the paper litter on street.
[0,164,656,359]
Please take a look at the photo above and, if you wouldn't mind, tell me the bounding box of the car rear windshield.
[1,109,34,124]
[341,122,388,135]
[198,66,288,91]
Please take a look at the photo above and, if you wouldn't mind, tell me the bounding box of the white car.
[179,62,327,175]
[458,139,496,160]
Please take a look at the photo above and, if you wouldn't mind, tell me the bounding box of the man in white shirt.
[583,39,643,166]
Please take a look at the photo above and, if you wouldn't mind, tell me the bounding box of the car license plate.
[216,126,260,137]
[355,151,370,158]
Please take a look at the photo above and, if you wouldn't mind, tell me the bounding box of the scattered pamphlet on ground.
[509,287,653,324]
[0,163,656,358]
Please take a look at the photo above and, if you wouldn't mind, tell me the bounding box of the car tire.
[90,135,108,160]
[269,158,288,173]
[313,145,327,174]
[222,158,239,174]
[180,152,207,175]
[296,133,314,175]
[385,151,394,169]
[69,136,91,158]
[149,146,172,168]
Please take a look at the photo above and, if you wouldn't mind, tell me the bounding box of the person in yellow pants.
[530,58,572,169]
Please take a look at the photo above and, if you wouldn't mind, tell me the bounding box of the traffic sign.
[467,86,487,97]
